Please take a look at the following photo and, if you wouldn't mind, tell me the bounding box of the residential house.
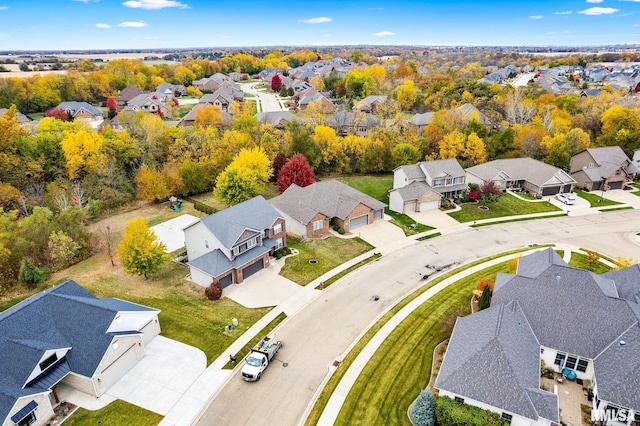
[192,73,232,92]
[56,101,103,124]
[437,248,640,426]
[123,92,176,117]
[451,103,493,128]
[353,95,388,113]
[390,158,467,213]
[176,103,231,128]
[326,111,380,136]
[0,280,160,426]
[184,196,286,288]
[256,111,304,129]
[269,179,385,238]
[228,72,248,82]
[406,112,434,133]
[633,149,640,172]
[298,93,335,113]
[570,146,638,191]
[156,82,186,97]
[465,158,576,196]
[115,85,145,106]
[198,86,243,112]
[0,107,31,125]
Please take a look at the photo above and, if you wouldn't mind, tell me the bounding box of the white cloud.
[219,34,231,39]
[578,7,619,15]
[372,30,396,36]
[586,0,603,3]
[94,23,111,28]
[529,15,543,20]
[117,21,149,27]
[0,6,8,10]
[122,0,189,10]
[554,11,572,15]
[298,16,332,24]
[319,34,331,38]
[546,31,557,35]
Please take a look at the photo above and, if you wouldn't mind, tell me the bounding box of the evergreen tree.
[478,285,491,310]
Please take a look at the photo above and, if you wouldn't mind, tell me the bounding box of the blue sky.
[2,0,640,50]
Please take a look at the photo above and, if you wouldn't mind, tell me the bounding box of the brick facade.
[336,202,372,234]
[304,212,331,239]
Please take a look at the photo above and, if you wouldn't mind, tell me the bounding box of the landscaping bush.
[441,199,452,209]
[478,285,492,311]
[435,395,505,426]
[540,360,554,379]
[332,225,346,234]
[193,200,217,215]
[410,389,436,426]
[274,246,292,259]
[468,182,479,192]
[204,281,223,300]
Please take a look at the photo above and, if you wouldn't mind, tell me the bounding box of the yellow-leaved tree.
[60,129,106,180]
[135,164,170,201]
[194,104,225,129]
[396,79,418,110]
[313,125,348,172]
[117,217,168,280]
[214,148,272,205]
[463,132,486,167]
[439,129,465,159]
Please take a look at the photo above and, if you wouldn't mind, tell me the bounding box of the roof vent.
[619,340,626,346]
[556,275,561,284]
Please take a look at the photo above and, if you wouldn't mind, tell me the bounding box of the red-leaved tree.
[277,154,315,193]
[106,96,118,120]
[45,107,70,121]
[271,74,283,92]
[271,153,288,182]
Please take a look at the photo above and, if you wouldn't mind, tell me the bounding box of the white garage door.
[373,209,383,220]
[419,201,440,211]
[100,345,138,390]
[350,215,369,230]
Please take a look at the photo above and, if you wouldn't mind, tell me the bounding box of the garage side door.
[349,215,369,230]
[242,259,264,280]
[373,209,383,220]
[100,344,138,390]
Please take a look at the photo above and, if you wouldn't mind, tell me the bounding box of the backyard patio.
[541,374,592,426]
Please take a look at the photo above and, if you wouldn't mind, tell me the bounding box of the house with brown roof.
[326,111,380,137]
[298,93,336,113]
[176,104,231,128]
[353,95,388,113]
[115,85,146,106]
[256,111,304,129]
[56,102,104,128]
[466,158,576,196]
[269,179,385,238]
[570,146,638,191]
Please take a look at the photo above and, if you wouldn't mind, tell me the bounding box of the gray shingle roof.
[436,302,557,422]
[269,179,385,225]
[407,112,433,127]
[197,196,282,249]
[391,181,437,202]
[188,245,270,278]
[580,147,639,178]
[419,158,465,180]
[603,265,640,302]
[57,101,102,117]
[0,108,30,123]
[466,158,576,187]
[0,280,157,424]
[256,111,302,126]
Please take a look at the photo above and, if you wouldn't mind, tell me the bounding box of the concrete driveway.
[407,209,465,233]
[547,193,593,215]
[354,217,406,248]
[239,82,284,112]
[223,260,303,308]
[106,336,206,415]
[600,188,640,208]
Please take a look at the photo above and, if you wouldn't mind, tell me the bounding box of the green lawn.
[64,400,162,426]
[574,189,622,207]
[280,235,373,285]
[568,252,613,274]
[336,174,434,235]
[333,262,509,425]
[448,193,561,222]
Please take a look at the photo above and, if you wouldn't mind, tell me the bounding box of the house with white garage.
[436,249,640,426]
[269,179,385,238]
[389,158,467,213]
[466,158,576,196]
[184,196,286,288]
[0,280,160,426]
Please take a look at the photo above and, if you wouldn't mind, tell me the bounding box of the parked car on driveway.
[555,193,576,205]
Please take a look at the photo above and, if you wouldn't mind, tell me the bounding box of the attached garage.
[542,186,561,196]
[219,273,233,288]
[139,320,159,345]
[419,200,440,212]
[607,181,623,190]
[373,209,383,220]
[100,344,138,390]
[349,215,369,230]
[242,259,264,280]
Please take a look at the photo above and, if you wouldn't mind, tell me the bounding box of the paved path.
[240,82,285,112]
[192,210,640,426]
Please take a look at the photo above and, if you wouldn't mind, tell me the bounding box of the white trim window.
[275,238,283,249]
[313,220,323,231]
[273,223,282,234]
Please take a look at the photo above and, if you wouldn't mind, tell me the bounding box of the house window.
[273,223,282,234]
[446,177,453,185]
[275,238,283,250]
[17,412,36,426]
[554,352,566,366]
[433,179,445,187]
[501,413,513,424]
[39,353,58,371]
[576,359,589,373]
[565,356,577,370]
[313,220,323,231]
[454,396,464,403]
[454,176,464,184]
[205,240,209,249]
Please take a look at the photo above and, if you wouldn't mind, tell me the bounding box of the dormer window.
[39,353,58,371]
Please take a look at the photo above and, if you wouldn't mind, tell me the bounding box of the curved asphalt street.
[195,210,640,426]
[240,82,284,112]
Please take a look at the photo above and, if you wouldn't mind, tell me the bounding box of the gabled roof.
[256,111,303,126]
[354,95,388,110]
[603,265,640,303]
[574,146,639,181]
[452,103,492,126]
[116,85,145,103]
[436,301,558,422]
[0,280,158,422]
[196,196,283,249]
[188,245,271,279]
[407,112,434,127]
[466,158,576,187]
[57,101,102,117]
[0,108,30,124]
[269,179,385,225]
[389,181,440,202]
[326,111,380,128]
[419,158,466,179]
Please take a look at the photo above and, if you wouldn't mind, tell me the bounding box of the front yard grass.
[448,193,561,222]
[574,189,622,207]
[568,252,613,274]
[280,235,373,285]
[64,400,162,426]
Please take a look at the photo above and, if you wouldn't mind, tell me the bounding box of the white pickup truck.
[241,337,282,382]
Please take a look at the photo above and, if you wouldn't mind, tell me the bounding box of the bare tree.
[504,87,536,125]
[98,225,116,266]
[70,182,87,207]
